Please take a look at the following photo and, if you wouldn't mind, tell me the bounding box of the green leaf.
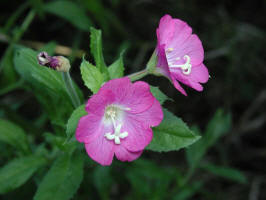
[90,27,109,79]
[0,119,29,153]
[147,109,200,152]
[186,109,231,168]
[66,104,87,141]
[150,86,171,105]
[80,59,104,93]
[108,54,124,79]
[0,155,46,194]
[201,163,247,184]
[34,152,84,200]
[44,0,92,31]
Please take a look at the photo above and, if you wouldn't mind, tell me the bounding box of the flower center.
[166,48,192,75]
[104,105,129,144]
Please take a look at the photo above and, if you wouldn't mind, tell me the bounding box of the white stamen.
[104,105,129,144]
[169,55,192,75]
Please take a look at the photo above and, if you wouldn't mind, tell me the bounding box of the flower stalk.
[62,72,81,108]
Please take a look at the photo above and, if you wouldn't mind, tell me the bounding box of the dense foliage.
[0,0,265,199]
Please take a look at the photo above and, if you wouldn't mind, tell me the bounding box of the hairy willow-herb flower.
[155,14,209,96]
[76,77,163,166]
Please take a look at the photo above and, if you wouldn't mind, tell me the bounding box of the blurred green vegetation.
[0,0,266,199]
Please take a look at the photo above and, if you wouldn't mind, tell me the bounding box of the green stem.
[127,69,149,81]
[62,72,81,108]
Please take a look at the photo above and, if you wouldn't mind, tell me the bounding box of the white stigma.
[104,105,129,144]
[105,124,128,144]
[168,55,192,75]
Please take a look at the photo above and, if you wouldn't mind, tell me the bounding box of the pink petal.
[157,14,175,45]
[170,75,187,96]
[101,78,154,113]
[85,133,115,166]
[124,81,154,113]
[166,19,192,50]
[122,117,153,152]
[85,89,115,116]
[75,113,102,143]
[100,77,131,102]
[177,34,204,66]
[171,72,204,92]
[128,98,163,128]
[115,145,143,162]
[189,63,209,83]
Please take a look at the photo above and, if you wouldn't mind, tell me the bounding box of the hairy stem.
[62,72,81,108]
[127,69,149,81]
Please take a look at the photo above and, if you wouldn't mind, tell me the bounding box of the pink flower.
[155,14,209,96]
[76,77,163,166]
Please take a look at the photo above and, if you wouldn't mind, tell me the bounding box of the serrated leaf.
[80,59,104,93]
[150,86,171,105]
[34,152,84,200]
[147,109,200,152]
[186,109,231,168]
[0,119,29,153]
[44,0,92,31]
[201,163,247,184]
[90,27,109,79]
[108,55,124,79]
[0,155,46,194]
[66,104,87,141]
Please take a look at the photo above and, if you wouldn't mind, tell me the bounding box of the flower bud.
[37,52,71,72]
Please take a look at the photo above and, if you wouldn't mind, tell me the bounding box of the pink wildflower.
[155,14,209,96]
[76,77,163,166]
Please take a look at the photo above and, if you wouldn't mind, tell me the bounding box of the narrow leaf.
[0,155,46,194]
[147,109,200,152]
[34,152,84,200]
[80,59,104,93]
[0,119,29,153]
[90,27,109,78]
[201,163,247,184]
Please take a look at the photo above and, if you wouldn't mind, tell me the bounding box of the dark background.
[0,0,266,199]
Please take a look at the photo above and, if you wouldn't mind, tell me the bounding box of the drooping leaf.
[34,152,84,200]
[150,86,171,105]
[44,0,92,31]
[147,109,200,152]
[0,119,30,153]
[80,59,104,94]
[108,54,124,79]
[90,27,109,79]
[186,109,231,168]
[201,163,247,184]
[66,104,87,141]
[0,155,46,194]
